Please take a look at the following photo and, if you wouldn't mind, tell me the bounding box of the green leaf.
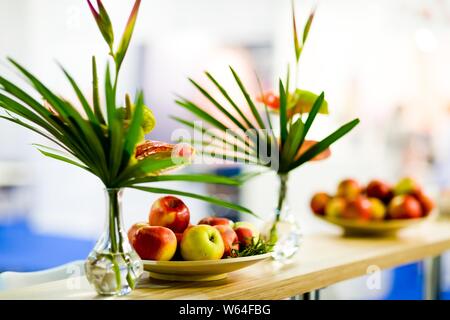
[32,143,76,159]
[279,80,288,146]
[171,116,255,157]
[115,0,141,70]
[280,117,304,171]
[126,174,241,186]
[175,99,227,132]
[289,118,360,170]
[205,71,253,129]
[6,58,108,177]
[229,66,266,129]
[0,115,73,156]
[232,170,270,184]
[303,9,315,44]
[109,116,124,179]
[302,92,325,135]
[189,78,248,132]
[123,91,144,161]
[292,1,301,62]
[92,56,105,124]
[105,63,116,126]
[36,148,91,172]
[59,64,97,124]
[115,153,186,185]
[132,186,258,217]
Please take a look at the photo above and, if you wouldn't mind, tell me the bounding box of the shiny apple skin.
[132,226,177,261]
[180,225,224,261]
[310,192,331,216]
[393,177,420,196]
[325,197,347,218]
[214,225,239,257]
[127,222,149,244]
[198,217,232,227]
[149,196,190,233]
[337,179,361,200]
[412,190,434,216]
[233,222,259,248]
[366,180,393,203]
[388,195,423,219]
[342,196,372,220]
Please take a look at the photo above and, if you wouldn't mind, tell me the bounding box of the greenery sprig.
[231,238,275,258]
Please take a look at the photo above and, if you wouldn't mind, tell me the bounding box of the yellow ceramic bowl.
[316,212,436,237]
[142,253,271,281]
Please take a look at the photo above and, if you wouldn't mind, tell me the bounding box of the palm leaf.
[91,56,105,124]
[205,71,253,128]
[125,174,240,186]
[279,80,288,145]
[132,186,257,217]
[36,148,92,173]
[229,66,266,129]
[123,91,144,162]
[290,118,360,170]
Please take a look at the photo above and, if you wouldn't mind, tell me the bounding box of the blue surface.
[0,219,95,272]
[383,263,424,300]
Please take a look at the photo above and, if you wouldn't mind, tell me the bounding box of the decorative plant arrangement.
[174,2,360,260]
[0,0,260,296]
[310,177,435,236]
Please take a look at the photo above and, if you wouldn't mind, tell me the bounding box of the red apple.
[198,217,232,227]
[412,190,434,216]
[342,196,372,220]
[132,226,177,261]
[233,222,259,248]
[337,179,361,200]
[175,232,184,247]
[310,192,331,216]
[171,232,185,261]
[214,225,239,257]
[149,196,190,233]
[127,222,149,244]
[366,180,393,203]
[388,195,422,219]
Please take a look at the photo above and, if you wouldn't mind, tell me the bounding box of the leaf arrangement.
[173,3,360,176]
[230,238,274,258]
[0,0,255,216]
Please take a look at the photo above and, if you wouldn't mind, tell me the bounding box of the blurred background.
[1,0,450,299]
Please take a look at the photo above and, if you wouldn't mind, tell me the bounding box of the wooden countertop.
[2,218,450,300]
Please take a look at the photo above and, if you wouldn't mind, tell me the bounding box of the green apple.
[394,177,419,195]
[233,221,260,247]
[180,225,224,261]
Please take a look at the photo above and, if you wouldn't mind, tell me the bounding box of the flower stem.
[107,189,122,290]
[270,173,289,243]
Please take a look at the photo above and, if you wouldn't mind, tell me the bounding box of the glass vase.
[85,188,143,296]
[262,173,302,262]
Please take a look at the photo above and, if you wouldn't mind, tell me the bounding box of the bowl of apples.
[310,177,436,237]
[128,196,272,281]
